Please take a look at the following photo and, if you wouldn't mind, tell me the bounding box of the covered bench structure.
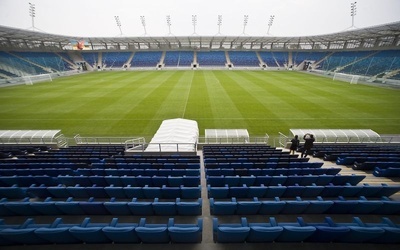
[0,130,67,148]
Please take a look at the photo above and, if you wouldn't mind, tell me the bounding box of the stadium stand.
[228,51,260,67]
[131,52,162,67]
[101,52,132,68]
[259,51,288,67]
[164,51,194,67]
[81,52,99,68]
[197,51,226,66]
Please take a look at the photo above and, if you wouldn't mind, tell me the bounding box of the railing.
[74,134,137,145]
[125,142,197,153]
[125,137,146,151]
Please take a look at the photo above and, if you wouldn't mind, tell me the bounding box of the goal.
[23,74,53,85]
[332,72,359,84]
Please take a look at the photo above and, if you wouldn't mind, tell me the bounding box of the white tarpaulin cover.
[289,129,381,143]
[145,118,199,152]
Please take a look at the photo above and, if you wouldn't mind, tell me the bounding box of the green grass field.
[0,70,399,140]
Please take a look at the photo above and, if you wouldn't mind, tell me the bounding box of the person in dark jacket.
[289,135,300,155]
[301,133,315,158]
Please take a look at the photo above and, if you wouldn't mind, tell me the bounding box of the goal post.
[23,74,53,85]
[332,72,359,84]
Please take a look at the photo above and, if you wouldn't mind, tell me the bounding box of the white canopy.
[289,129,381,143]
[205,129,250,143]
[145,118,199,152]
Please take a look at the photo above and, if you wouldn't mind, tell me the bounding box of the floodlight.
[166,15,173,35]
[140,16,147,36]
[192,15,198,35]
[267,15,275,35]
[216,15,222,35]
[114,16,123,36]
[242,15,249,35]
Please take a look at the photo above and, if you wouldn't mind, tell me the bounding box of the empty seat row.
[353,161,400,170]
[204,156,308,165]
[206,174,365,187]
[207,183,400,199]
[0,175,201,187]
[373,167,400,177]
[0,168,200,177]
[0,197,202,216]
[213,216,400,243]
[337,156,400,165]
[92,162,201,169]
[205,167,341,176]
[112,157,200,164]
[0,217,202,245]
[0,162,88,170]
[204,161,322,169]
[210,196,400,215]
[1,184,201,199]
[203,152,293,158]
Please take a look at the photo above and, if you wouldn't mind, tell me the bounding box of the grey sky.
[0,0,399,37]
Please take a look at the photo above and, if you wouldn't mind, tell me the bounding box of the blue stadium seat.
[212,217,250,243]
[176,198,202,215]
[302,197,334,214]
[68,218,114,243]
[103,198,131,215]
[127,198,153,215]
[210,198,237,215]
[55,197,85,215]
[134,218,170,243]
[152,198,177,215]
[123,185,144,198]
[236,197,261,215]
[259,197,286,214]
[247,218,284,243]
[168,218,203,243]
[297,217,350,242]
[30,197,61,215]
[34,218,82,244]
[101,219,140,244]
[272,217,316,242]
[79,197,109,215]
[105,185,126,198]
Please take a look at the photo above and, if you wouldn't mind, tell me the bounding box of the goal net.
[23,74,53,85]
[332,72,359,84]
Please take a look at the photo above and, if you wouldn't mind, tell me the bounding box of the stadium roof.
[1,21,399,51]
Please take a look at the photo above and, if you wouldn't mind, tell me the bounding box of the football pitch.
[0,70,399,140]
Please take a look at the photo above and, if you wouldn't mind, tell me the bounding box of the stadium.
[0,0,400,249]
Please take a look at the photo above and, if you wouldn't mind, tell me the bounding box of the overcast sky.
[0,0,399,38]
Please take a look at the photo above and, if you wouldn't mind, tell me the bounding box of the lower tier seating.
[213,216,400,243]
[0,217,203,245]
